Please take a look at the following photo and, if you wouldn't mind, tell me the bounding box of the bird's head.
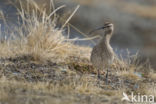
[89,22,114,36]
[103,22,114,36]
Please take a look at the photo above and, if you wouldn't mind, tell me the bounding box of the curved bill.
[89,25,109,35]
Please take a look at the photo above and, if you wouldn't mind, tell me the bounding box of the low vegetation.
[0,0,155,104]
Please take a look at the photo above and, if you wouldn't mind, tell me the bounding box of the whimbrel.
[90,22,115,83]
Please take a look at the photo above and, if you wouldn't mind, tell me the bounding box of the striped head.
[103,22,114,35]
[89,22,114,36]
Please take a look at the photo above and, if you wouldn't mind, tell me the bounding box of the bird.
[90,22,115,84]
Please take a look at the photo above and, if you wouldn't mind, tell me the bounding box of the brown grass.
[0,0,156,104]
[0,0,91,64]
[0,75,103,104]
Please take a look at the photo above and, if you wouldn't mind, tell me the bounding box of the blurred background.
[0,0,156,68]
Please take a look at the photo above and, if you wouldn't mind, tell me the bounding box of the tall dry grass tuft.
[0,0,91,63]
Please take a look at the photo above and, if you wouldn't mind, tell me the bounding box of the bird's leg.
[105,68,109,84]
[97,69,101,87]
[97,69,101,79]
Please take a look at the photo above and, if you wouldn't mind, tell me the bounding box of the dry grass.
[0,75,103,104]
[0,0,91,64]
[0,0,156,104]
[145,83,156,97]
[149,72,156,80]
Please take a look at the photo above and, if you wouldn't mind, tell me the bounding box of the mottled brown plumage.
[90,22,115,83]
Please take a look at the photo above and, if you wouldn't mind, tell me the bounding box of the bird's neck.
[101,34,112,46]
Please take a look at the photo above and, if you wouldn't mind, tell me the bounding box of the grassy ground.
[0,0,156,104]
